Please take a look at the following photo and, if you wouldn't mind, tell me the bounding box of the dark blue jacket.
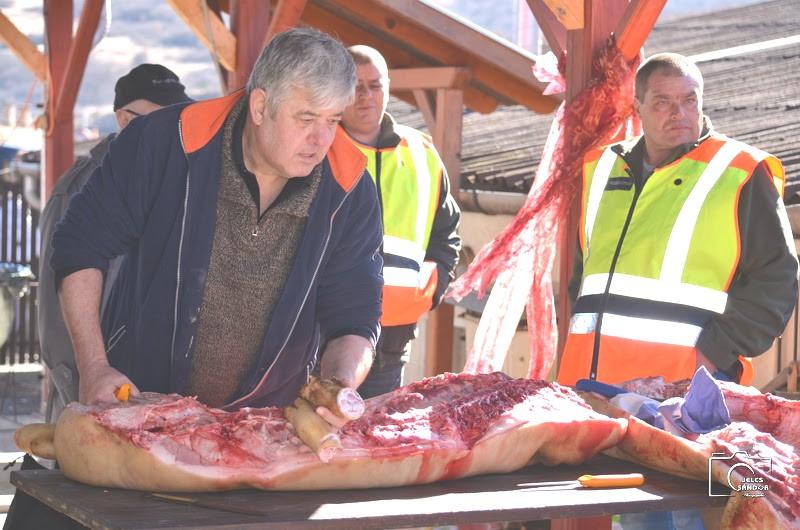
[51,93,383,408]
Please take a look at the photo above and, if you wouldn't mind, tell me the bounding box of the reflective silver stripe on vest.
[584,149,618,247]
[579,272,728,314]
[660,142,741,282]
[383,235,426,265]
[570,312,702,346]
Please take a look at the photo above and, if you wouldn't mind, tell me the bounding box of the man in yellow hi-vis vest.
[558,52,798,388]
[341,45,461,398]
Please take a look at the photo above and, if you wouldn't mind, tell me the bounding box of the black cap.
[113,64,191,111]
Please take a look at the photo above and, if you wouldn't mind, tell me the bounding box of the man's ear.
[633,97,642,117]
[249,88,267,125]
[114,109,129,130]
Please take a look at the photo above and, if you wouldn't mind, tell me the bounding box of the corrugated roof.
[398,0,800,200]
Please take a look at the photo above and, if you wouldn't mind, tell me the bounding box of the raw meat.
[42,372,626,492]
[582,391,800,529]
[620,375,691,400]
[719,381,800,447]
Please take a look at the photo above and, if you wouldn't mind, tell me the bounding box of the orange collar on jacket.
[179,90,366,192]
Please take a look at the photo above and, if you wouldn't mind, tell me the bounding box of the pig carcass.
[22,372,626,492]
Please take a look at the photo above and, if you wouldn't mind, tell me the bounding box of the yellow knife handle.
[578,473,645,488]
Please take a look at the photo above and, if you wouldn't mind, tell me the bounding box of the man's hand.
[695,348,718,374]
[319,335,374,389]
[79,362,138,404]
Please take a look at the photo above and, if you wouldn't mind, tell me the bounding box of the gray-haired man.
[51,28,383,424]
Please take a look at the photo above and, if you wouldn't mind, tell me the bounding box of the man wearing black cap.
[38,63,191,423]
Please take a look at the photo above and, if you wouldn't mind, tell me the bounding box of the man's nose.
[309,124,335,147]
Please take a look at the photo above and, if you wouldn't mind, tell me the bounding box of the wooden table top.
[11,455,728,530]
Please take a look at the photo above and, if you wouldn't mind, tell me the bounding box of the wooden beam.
[557,0,628,362]
[54,0,104,122]
[320,0,557,113]
[228,0,271,92]
[543,0,583,30]
[412,89,436,136]
[263,0,306,47]
[167,0,236,71]
[525,0,566,58]
[615,0,667,61]
[300,3,498,113]
[433,88,463,195]
[389,67,470,91]
[426,87,463,377]
[564,0,626,101]
[0,10,46,82]
[43,0,74,201]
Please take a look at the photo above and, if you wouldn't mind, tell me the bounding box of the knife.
[146,493,270,516]
[518,473,645,490]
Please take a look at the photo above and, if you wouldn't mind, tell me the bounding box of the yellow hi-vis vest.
[557,133,785,386]
[350,124,443,326]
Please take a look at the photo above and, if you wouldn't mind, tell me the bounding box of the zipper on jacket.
[375,152,383,215]
[227,188,354,409]
[589,167,641,380]
[170,120,192,371]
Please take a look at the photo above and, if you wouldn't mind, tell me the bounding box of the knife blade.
[146,492,270,516]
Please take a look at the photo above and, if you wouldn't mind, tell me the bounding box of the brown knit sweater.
[185,101,321,407]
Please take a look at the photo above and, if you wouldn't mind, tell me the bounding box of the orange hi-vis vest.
[348,124,444,326]
[558,134,785,387]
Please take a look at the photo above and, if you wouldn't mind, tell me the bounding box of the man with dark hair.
[51,28,382,419]
[39,63,192,422]
[559,52,797,388]
[340,45,461,398]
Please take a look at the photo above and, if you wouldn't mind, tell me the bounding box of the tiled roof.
[390,0,800,200]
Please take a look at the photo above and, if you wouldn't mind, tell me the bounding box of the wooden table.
[11,455,727,529]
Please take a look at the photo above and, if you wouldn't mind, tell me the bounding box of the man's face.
[248,88,344,179]
[635,70,703,156]
[342,63,389,138]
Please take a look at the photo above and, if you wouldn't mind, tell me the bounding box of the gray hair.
[246,28,356,115]
[635,52,704,101]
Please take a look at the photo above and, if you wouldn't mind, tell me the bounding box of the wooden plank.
[319,0,557,113]
[43,0,73,201]
[390,67,470,91]
[263,0,307,47]
[551,516,611,530]
[0,10,46,82]
[167,0,236,71]
[433,88,463,197]
[543,0,583,30]
[300,3,498,113]
[614,0,667,61]
[11,455,728,530]
[525,0,566,58]
[54,0,104,122]
[412,89,436,136]
[228,0,272,92]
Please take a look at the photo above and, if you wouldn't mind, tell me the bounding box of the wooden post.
[425,87,463,376]
[556,0,627,365]
[54,0,104,124]
[227,0,272,93]
[43,0,73,201]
